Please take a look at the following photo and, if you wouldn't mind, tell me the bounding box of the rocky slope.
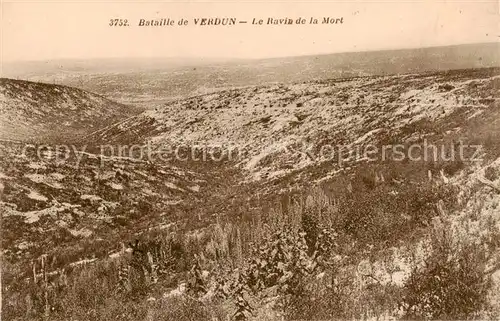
[0,140,218,267]
[0,78,141,142]
[88,68,500,186]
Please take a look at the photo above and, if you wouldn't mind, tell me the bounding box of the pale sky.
[1,0,499,62]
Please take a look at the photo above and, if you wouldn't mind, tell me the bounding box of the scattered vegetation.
[4,168,498,320]
[3,67,500,320]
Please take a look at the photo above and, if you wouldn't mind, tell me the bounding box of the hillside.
[0,78,141,142]
[0,142,212,265]
[89,68,500,186]
[2,67,500,320]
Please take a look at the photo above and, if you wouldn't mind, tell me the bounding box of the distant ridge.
[3,42,498,77]
[2,43,498,106]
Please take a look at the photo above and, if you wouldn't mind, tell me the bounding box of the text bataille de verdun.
[138,16,344,26]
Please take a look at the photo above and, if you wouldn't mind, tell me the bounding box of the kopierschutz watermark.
[18,139,483,168]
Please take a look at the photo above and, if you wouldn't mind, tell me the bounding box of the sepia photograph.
[1,1,499,320]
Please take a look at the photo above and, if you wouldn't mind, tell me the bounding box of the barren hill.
[89,67,500,186]
[0,78,141,142]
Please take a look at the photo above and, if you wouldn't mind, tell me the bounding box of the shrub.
[301,211,319,255]
[485,166,500,182]
[401,224,491,319]
[438,83,455,92]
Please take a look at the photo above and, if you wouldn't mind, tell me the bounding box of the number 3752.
[109,19,129,27]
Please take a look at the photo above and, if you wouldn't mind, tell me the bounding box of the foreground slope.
[0,141,217,267]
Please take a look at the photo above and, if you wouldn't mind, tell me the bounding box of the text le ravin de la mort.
[109,17,344,27]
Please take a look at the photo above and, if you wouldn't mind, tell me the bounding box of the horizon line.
[3,41,499,65]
